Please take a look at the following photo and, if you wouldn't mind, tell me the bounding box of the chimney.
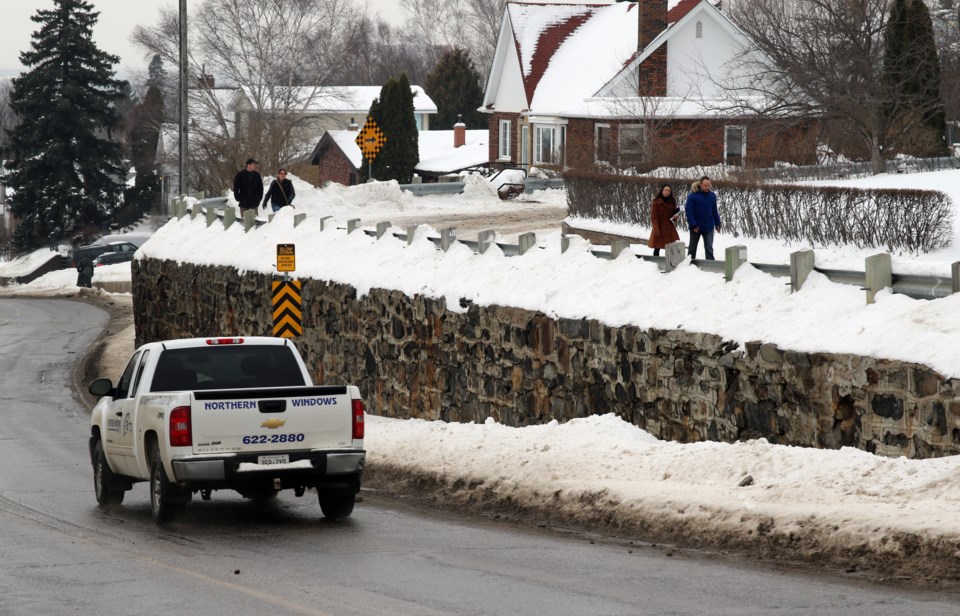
[454,114,466,148]
[638,0,667,51]
[198,73,215,88]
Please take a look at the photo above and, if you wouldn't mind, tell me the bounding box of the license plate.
[257,454,289,466]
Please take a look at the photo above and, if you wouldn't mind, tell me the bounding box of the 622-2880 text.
[242,434,306,444]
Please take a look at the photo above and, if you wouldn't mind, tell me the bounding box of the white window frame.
[533,123,567,165]
[498,119,512,160]
[724,125,746,165]
[595,123,613,164]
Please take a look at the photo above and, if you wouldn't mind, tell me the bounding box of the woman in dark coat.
[261,169,296,213]
[647,184,680,256]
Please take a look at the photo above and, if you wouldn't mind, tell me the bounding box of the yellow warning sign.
[277,244,295,272]
[355,117,387,162]
[272,280,302,338]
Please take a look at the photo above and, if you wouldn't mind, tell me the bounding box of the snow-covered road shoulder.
[365,413,960,583]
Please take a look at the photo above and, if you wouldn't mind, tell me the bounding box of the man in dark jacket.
[684,176,722,260]
[233,158,264,216]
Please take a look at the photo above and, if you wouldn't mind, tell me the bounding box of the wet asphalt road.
[1,297,959,615]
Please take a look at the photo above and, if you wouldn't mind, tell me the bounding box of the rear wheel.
[318,492,355,519]
[93,439,124,506]
[150,445,187,524]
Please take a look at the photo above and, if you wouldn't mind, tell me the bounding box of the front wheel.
[93,439,124,506]
[318,492,355,519]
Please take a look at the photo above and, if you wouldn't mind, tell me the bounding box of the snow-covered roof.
[316,129,488,175]
[238,85,437,115]
[414,130,488,174]
[493,1,724,116]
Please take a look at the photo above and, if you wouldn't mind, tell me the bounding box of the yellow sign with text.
[277,244,295,272]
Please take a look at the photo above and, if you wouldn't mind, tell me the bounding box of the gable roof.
[485,1,724,116]
[599,0,748,100]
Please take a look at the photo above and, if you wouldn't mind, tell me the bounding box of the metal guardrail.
[524,178,565,193]
[399,182,465,196]
[397,177,566,196]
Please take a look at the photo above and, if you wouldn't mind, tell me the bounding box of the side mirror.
[89,378,115,397]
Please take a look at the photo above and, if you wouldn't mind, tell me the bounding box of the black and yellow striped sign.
[272,280,302,338]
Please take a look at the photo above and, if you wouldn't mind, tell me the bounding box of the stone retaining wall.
[133,257,960,459]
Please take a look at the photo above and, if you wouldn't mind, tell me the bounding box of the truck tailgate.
[190,386,354,454]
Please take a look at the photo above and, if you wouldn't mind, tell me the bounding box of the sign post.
[355,116,387,180]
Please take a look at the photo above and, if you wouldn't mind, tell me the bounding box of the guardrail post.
[242,209,256,232]
[196,191,206,200]
[376,221,391,239]
[347,218,361,234]
[952,262,960,293]
[206,207,217,227]
[611,239,630,259]
[519,232,537,255]
[725,245,747,281]
[478,230,495,254]
[865,253,892,304]
[294,213,307,227]
[664,241,685,272]
[318,216,333,231]
[790,250,815,292]
[406,225,418,245]
[223,208,236,230]
[441,228,456,252]
[561,235,571,254]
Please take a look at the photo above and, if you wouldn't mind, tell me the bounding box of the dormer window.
[696,21,703,38]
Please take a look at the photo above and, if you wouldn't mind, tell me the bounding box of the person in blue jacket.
[684,176,722,260]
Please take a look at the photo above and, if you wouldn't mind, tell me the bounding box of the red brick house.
[481,0,816,172]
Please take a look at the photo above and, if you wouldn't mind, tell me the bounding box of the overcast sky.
[0,0,408,79]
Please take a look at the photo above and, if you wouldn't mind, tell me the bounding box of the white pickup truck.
[87,336,366,524]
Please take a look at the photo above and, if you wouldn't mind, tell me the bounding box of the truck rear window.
[151,345,307,392]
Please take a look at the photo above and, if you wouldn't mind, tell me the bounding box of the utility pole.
[178,0,188,203]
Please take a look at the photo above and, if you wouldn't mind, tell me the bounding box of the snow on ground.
[5,171,960,579]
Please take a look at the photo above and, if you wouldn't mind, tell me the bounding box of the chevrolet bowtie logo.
[261,419,286,429]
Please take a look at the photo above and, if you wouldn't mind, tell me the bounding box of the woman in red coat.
[647,184,680,256]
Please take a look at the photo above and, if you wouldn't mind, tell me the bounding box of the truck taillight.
[351,399,365,440]
[169,406,192,447]
[206,337,244,345]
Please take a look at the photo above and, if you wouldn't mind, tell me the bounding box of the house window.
[696,21,703,38]
[724,125,746,165]
[595,124,613,164]
[499,120,512,160]
[534,124,566,165]
[415,114,424,131]
[618,124,647,165]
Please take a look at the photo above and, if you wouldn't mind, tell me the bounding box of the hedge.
[563,170,953,252]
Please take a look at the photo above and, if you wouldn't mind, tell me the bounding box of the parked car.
[70,241,139,268]
[93,251,135,267]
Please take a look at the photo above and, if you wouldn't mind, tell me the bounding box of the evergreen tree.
[367,74,419,184]
[883,0,946,155]
[425,47,486,130]
[125,84,165,212]
[5,0,127,251]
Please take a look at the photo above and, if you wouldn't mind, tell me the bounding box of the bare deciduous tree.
[132,0,363,193]
[726,0,943,174]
